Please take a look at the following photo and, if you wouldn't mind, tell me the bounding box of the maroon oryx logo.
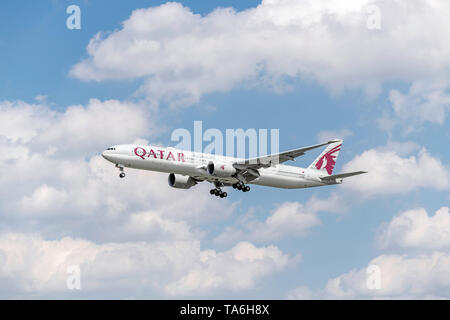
[315,144,341,175]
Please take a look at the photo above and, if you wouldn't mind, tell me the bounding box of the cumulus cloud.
[0,99,155,157]
[0,100,54,144]
[19,185,69,215]
[305,192,349,215]
[215,202,321,244]
[0,233,293,298]
[287,203,450,299]
[70,0,450,109]
[377,207,450,250]
[389,81,450,126]
[124,210,197,241]
[166,241,294,296]
[342,149,449,197]
[287,252,450,299]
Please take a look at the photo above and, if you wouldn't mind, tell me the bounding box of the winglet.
[327,139,341,144]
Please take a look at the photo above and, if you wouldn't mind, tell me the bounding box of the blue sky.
[0,0,449,299]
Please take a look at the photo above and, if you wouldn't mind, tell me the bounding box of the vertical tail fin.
[308,139,343,176]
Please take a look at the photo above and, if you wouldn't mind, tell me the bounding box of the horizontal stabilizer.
[320,171,367,182]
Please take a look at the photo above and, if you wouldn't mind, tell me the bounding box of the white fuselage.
[102,144,335,189]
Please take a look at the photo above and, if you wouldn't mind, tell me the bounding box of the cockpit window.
[106,147,116,151]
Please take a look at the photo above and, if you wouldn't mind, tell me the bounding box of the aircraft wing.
[233,140,341,170]
[320,171,368,182]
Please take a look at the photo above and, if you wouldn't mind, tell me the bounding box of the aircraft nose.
[102,151,109,160]
[102,148,117,162]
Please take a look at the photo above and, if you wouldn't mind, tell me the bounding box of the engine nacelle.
[207,162,236,177]
[168,173,196,189]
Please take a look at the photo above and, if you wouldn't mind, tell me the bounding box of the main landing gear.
[210,188,227,198]
[232,182,250,192]
[209,182,250,199]
[116,164,126,179]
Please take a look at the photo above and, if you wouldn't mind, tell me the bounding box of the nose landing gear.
[116,164,126,178]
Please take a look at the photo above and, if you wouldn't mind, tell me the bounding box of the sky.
[0,0,449,299]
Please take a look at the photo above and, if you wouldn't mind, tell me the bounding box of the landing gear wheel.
[232,184,237,189]
[210,189,215,195]
[116,164,125,179]
[220,192,227,198]
[214,189,220,196]
[237,184,242,190]
[244,186,250,192]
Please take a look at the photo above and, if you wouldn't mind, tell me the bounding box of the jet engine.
[207,162,236,177]
[168,173,196,189]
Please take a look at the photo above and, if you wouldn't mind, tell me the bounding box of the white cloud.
[0,99,155,157]
[287,252,450,299]
[342,149,449,197]
[165,241,294,296]
[37,99,156,155]
[124,211,197,241]
[70,0,450,108]
[287,204,450,299]
[0,100,54,144]
[263,202,320,237]
[377,207,450,250]
[0,233,293,297]
[19,185,69,215]
[0,136,30,162]
[389,81,450,125]
[305,192,349,215]
[215,202,320,244]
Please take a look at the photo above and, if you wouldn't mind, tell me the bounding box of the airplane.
[101,139,367,198]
